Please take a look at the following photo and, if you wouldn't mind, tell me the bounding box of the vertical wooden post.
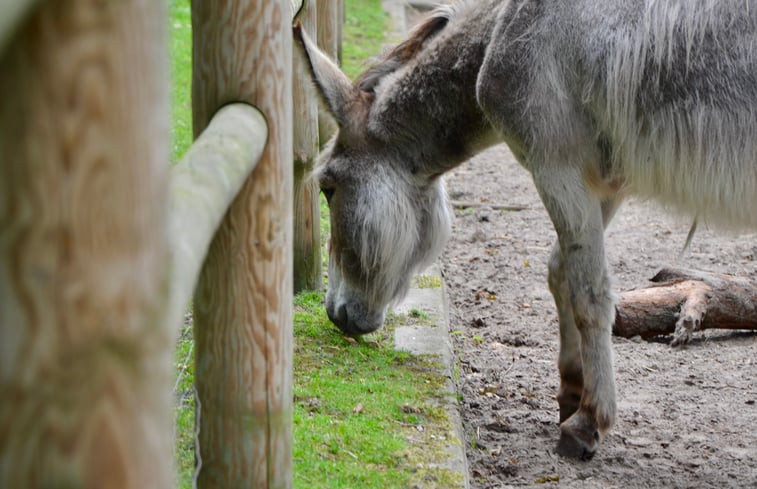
[316,0,340,143]
[191,0,293,487]
[337,0,344,64]
[293,0,322,293]
[317,0,340,64]
[0,1,171,488]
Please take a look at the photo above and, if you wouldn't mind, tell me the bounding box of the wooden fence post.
[317,0,342,65]
[337,0,344,64]
[0,1,172,488]
[316,0,340,143]
[293,0,322,293]
[191,0,293,486]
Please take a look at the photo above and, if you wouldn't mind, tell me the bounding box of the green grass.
[342,0,390,79]
[168,1,459,488]
[169,0,193,163]
[169,1,195,484]
[413,274,443,289]
[292,292,458,488]
[174,316,195,486]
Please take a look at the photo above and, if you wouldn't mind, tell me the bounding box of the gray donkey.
[294,0,757,459]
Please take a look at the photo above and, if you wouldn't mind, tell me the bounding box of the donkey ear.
[293,22,358,129]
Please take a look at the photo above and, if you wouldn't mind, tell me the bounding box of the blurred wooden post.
[316,0,340,143]
[293,0,322,293]
[191,0,293,486]
[337,0,344,64]
[0,1,172,488]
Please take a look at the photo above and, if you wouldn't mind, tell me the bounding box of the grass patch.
[413,274,443,289]
[342,0,390,79]
[169,2,194,486]
[169,0,192,163]
[408,307,430,321]
[293,292,458,488]
[174,316,195,486]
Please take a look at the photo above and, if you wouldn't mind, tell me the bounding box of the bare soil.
[440,144,757,488]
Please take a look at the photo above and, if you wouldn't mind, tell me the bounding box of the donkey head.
[294,23,452,335]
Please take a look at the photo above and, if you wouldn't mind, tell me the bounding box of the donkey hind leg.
[550,198,622,426]
[536,169,619,459]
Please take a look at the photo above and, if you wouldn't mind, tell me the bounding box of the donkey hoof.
[556,424,598,460]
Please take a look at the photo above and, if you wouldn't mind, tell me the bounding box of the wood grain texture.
[191,0,293,487]
[293,0,322,293]
[0,1,171,487]
[290,0,304,18]
[168,104,267,329]
[316,0,340,63]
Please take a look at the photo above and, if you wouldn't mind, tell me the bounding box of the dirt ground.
[440,144,757,488]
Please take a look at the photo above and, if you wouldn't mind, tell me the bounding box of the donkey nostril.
[327,303,350,331]
[335,304,348,326]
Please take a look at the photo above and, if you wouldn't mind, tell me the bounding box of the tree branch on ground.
[613,267,757,345]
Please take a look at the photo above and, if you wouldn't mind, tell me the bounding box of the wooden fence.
[0,0,342,487]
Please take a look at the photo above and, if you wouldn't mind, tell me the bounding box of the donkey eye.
[321,187,335,203]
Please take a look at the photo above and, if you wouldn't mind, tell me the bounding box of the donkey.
[294,0,757,459]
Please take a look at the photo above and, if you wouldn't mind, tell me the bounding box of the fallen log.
[449,200,528,211]
[613,267,757,345]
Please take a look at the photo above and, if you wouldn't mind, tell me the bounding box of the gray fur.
[295,0,757,458]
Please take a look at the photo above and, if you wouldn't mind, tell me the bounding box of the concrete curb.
[395,264,470,489]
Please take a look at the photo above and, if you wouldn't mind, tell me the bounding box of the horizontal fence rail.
[166,103,267,329]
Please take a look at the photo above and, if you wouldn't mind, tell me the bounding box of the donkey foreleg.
[535,168,618,459]
[550,198,622,425]
[548,243,583,424]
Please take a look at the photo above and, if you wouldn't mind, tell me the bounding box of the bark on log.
[0,1,172,487]
[613,267,757,345]
[293,0,322,293]
[191,0,293,487]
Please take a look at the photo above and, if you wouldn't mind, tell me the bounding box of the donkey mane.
[357,3,462,92]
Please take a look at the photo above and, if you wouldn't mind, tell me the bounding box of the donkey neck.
[368,1,501,177]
